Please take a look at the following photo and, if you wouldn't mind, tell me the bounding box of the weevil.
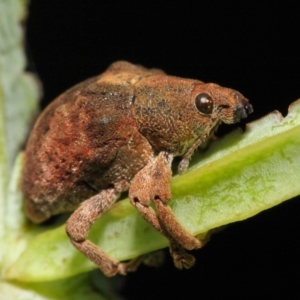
[22,61,253,276]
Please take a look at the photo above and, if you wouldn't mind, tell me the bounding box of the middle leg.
[129,151,202,268]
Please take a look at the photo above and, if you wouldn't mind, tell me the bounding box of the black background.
[26,1,300,299]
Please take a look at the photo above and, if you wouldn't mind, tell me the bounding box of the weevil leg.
[153,198,202,250]
[169,241,196,269]
[121,250,165,273]
[66,188,127,277]
[129,151,202,268]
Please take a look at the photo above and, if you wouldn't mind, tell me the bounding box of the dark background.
[26,1,300,299]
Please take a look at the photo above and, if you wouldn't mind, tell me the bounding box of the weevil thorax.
[132,75,252,157]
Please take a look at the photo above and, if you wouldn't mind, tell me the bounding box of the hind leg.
[66,188,128,276]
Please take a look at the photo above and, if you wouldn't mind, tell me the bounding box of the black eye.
[195,93,214,115]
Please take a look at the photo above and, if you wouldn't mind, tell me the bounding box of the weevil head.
[192,83,253,125]
[176,82,253,172]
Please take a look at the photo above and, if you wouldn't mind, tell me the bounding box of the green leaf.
[0,272,111,300]
[4,99,300,282]
[0,0,39,265]
[0,0,39,170]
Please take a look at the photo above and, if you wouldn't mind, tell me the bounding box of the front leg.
[129,151,202,268]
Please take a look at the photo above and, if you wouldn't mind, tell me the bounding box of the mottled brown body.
[22,61,253,276]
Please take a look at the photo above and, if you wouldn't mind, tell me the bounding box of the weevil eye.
[195,93,214,115]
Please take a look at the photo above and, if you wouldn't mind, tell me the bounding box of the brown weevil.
[22,61,253,276]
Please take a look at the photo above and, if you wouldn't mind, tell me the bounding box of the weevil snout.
[233,97,253,121]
